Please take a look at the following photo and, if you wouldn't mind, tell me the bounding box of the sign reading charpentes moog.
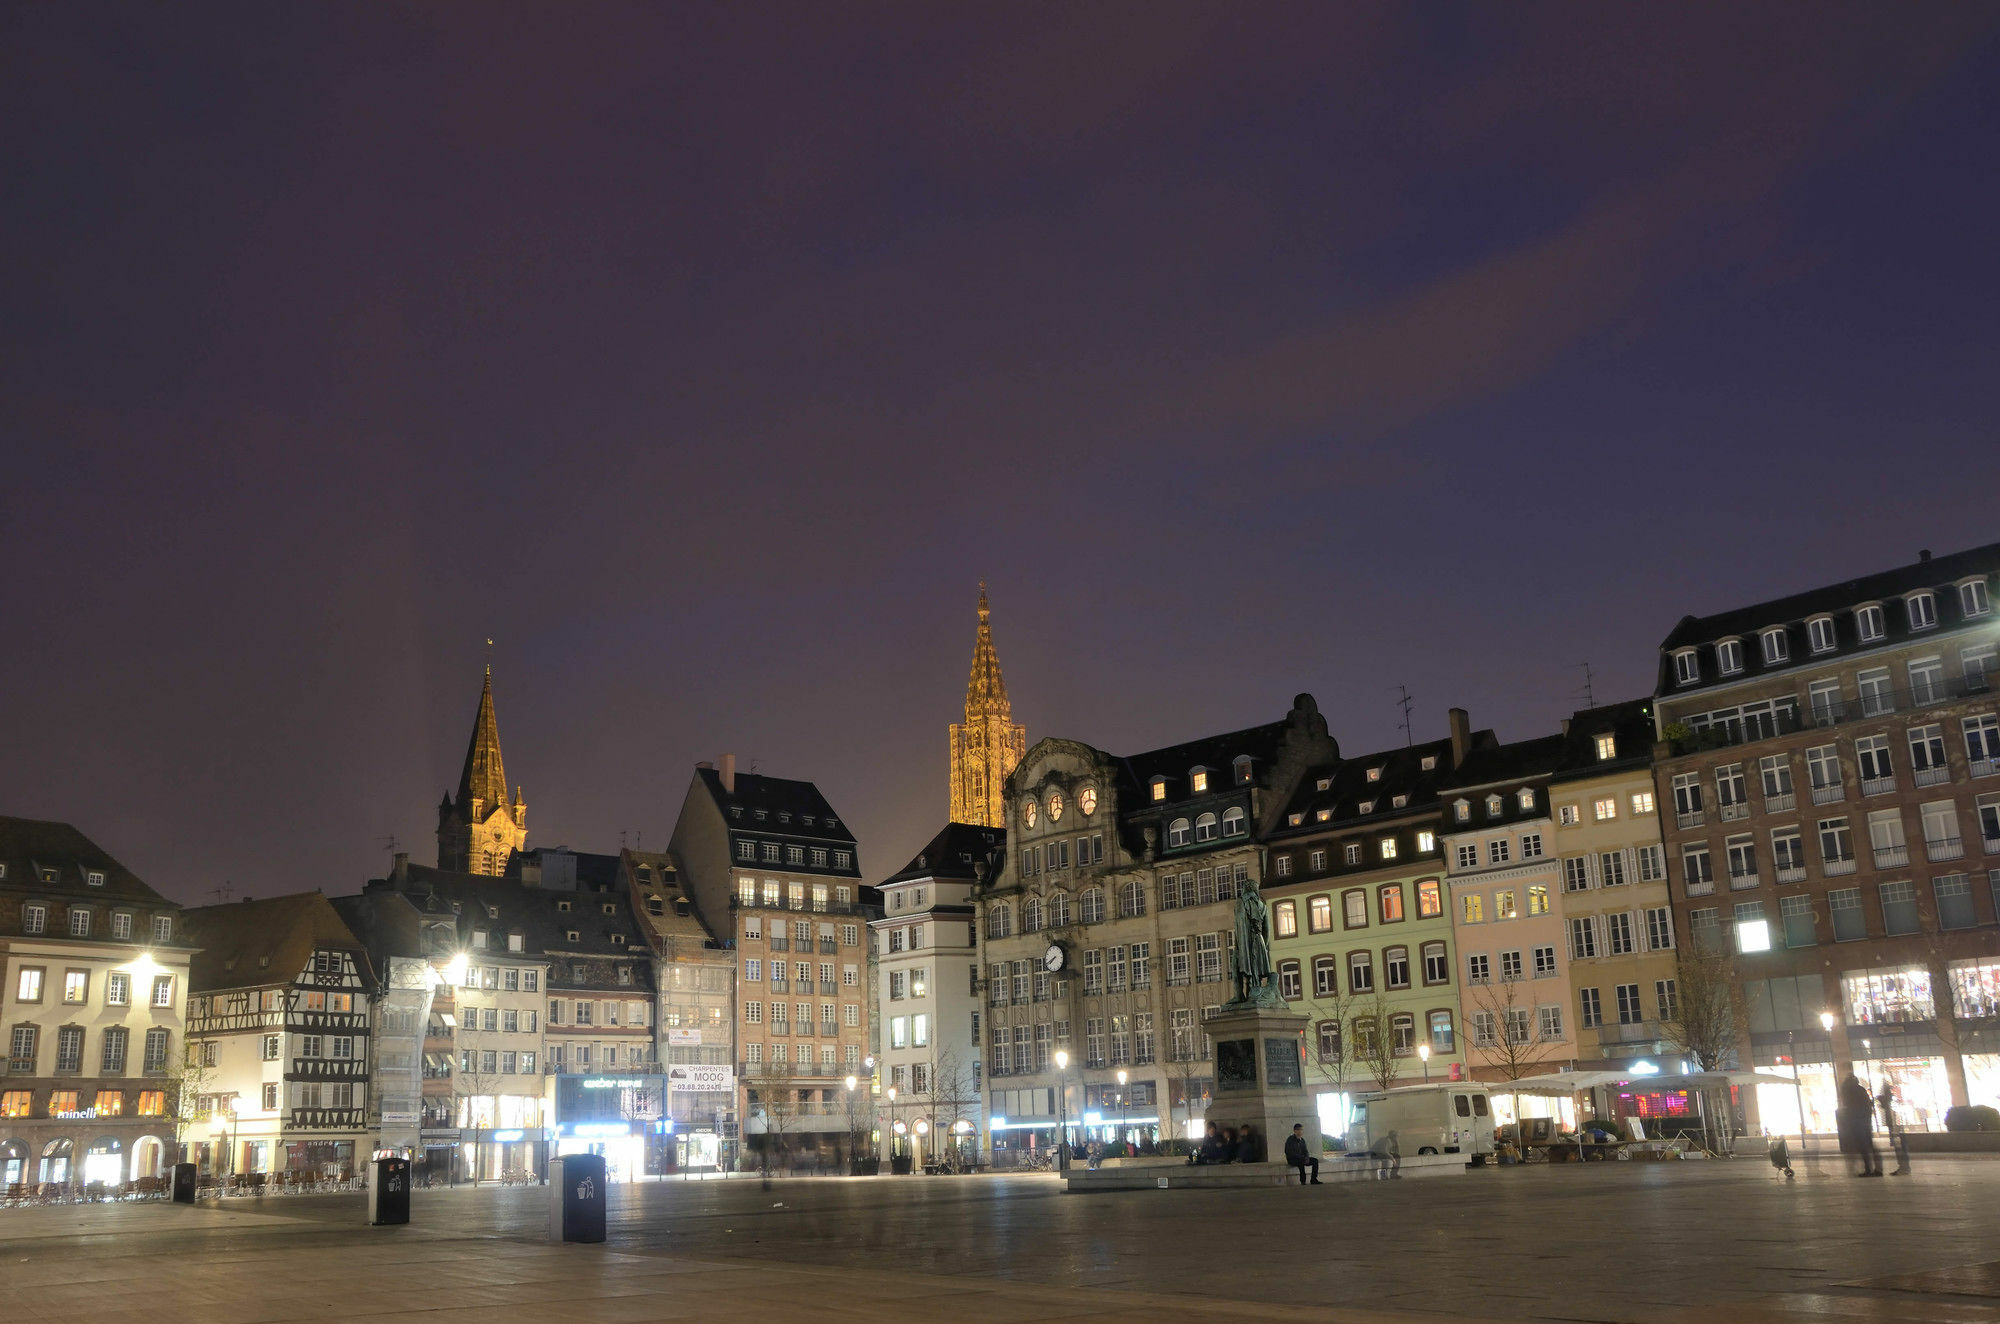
[666,1064,735,1093]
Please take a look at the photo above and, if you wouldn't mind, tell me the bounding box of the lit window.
[1191,770,1208,793]
[1150,778,1167,803]
[1593,798,1617,822]
[1379,837,1398,860]
[1416,830,1435,852]
[1631,791,1655,815]
[1594,734,1616,761]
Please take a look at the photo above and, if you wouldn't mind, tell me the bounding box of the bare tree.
[158,1049,214,1166]
[1469,977,1563,1143]
[1355,992,1402,1093]
[453,1064,500,1184]
[750,1061,799,1171]
[929,1046,976,1169]
[1661,941,1748,1072]
[1302,984,1355,1145]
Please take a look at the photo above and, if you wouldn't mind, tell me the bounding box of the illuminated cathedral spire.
[949,583,1026,828]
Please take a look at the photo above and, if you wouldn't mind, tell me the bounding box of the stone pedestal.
[1201,1007,1320,1164]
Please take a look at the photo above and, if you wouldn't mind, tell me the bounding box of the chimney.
[721,753,736,794]
[1919,549,1932,563]
[1448,707,1471,770]
[1560,718,1572,737]
[392,851,409,884]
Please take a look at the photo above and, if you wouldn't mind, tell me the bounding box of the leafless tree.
[1301,983,1355,1144]
[1469,976,1563,1142]
[159,1049,214,1166]
[453,1064,500,1184]
[929,1046,977,1168]
[1355,991,1403,1093]
[751,1061,800,1170]
[1661,940,1749,1073]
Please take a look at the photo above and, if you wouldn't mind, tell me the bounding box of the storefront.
[549,1073,669,1182]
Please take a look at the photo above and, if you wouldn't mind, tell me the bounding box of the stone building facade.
[1653,542,2000,1131]
[623,848,737,1170]
[976,696,1334,1156]
[0,817,190,1190]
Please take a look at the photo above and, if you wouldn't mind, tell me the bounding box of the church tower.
[437,667,528,875]
[949,584,1027,828]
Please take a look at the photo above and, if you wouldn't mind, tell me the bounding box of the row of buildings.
[4,544,1997,1186]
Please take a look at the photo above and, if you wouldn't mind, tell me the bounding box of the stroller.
[1767,1134,1795,1180]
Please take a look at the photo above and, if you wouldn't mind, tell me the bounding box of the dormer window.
[1907,591,1938,631]
[486,905,499,920]
[1316,809,1332,822]
[754,810,768,821]
[1485,794,1503,817]
[1595,734,1617,761]
[38,867,57,884]
[1454,800,1471,823]
[1420,755,1436,771]
[1190,768,1209,793]
[1517,788,1535,811]
[802,815,815,826]
[1673,650,1699,685]
[1150,777,1167,803]
[1760,630,1788,665]
[566,930,579,943]
[1391,794,1408,809]
[1961,580,1991,619]
[1288,813,1304,827]
[1808,616,1837,653]
[826,817,839,829]
[1857,604,1886,642]
[85,870,105,887]
[602,903,616,915]
[1316,778,1332,792]
[1359,800,1376,814]
[730,807,743,818]
[1233,756,1253,785]
[557,900,571,912]
[1716,639,1744,675]
[779,812,791,823]
[1366,767,1382,782]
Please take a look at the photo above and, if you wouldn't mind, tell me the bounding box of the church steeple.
[950,583,1027,828]
[438,666,528,874]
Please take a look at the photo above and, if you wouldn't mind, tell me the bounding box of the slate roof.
[1549,698,1657,783]
[0,815,177,907]
[1437,733,1570,792]
[1115,718,1292,808]
[182,892,371,992]
[1269,731,1492,839]
[695,767,857,845]
[881,823,1006,886]
[367,861,648,979]
[1657,543,2000,695]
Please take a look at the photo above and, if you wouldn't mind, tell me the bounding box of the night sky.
[6,5,2000,904]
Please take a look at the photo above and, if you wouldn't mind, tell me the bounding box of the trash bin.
[370,1156,411,1226]
[549,1153,606,1243]
[171,1162,198,1205]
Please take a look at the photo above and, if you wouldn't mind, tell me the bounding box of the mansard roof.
[694,767,858,845]
[1269,732,1477,839]
[0,815,176,906]
[882,822,1005,886]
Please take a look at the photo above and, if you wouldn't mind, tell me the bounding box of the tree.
[749,1061,800,1171]
[453,1061,500,1184]
[158,1046,214,1166]
[1661,938,1751,1153]
[928,1046,977,1169]
[1469,976,1563,1141]
[1355,991,1402,1093]
[1303,982,1355,1144]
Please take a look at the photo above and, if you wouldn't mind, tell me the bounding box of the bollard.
[549,1153,607,1243]
[370,1156,411,1226]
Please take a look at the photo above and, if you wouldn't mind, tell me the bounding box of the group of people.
[1837,1070,1913,1178]
[1190,1121,1264,1167]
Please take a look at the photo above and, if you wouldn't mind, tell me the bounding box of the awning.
[1502,1067,1800,1096]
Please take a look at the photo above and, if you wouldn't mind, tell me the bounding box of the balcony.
[1973,758,1998,779]
[767,936,789,952]
[820,940,838,954]
[1765,792,1797,813]
[1824,857,1858,876]
[819,981,838,996]
[730,894,865,917]
[1729,871,1762,890]
[1873,845,1909,868]
[1862,776,1896,797]
[1720,801,1750,823]
[1685,878,1715,897]
[1672,676,1993,754]
[1927,837,1966,862]
[1811,783,1846,805]
[1677,810,1706,830]
[1913,765,1950,788]
[1776,865,1808,885]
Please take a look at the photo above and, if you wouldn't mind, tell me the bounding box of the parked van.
[1354,1083,1495,1158]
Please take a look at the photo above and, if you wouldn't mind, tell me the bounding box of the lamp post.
[1418,1042,1431,1083]
[844,1075,859,1173]
[1116,1069,1128,1147]
[210,1111,227,1183]
[1054,1049,1070,1172]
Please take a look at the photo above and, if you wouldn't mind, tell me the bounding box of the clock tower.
[949,584,1027,829]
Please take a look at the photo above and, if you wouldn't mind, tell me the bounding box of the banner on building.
[666,1029,703,1047]
[666,1064,734,1094]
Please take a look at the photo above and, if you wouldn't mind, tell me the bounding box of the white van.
[1354,1083,1495,1159]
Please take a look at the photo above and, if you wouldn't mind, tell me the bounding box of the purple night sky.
[5,5,1999,902]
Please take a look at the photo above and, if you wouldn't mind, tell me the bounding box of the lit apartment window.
[1594,734,1616,761]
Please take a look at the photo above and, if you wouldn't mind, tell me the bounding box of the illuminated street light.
[1053,1050,1070,1172]
[1419,1042,1431,1083]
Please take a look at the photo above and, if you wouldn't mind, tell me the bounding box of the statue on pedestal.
[1224,875,1288,1011]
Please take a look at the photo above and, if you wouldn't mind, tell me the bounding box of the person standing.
[1839,1070,1882,1177]
[1285,1124,1322,1185]
[1877,1082,1911,1176]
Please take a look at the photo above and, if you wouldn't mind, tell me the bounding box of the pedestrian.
[1369,1127,1401,1178]
[1877,1082,1911,1176]
[1220,1126,1240,1163]
[1086,1137,1103,1171]
[1194,1123,1223,1166]
[1285,1124,1322,1185]
[1239,1123,1261,1163]
[1839,1070,1882,1177]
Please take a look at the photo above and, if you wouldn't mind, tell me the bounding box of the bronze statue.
[1225,875,1287,1010]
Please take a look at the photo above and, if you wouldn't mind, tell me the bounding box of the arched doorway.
[40,1137,74,1184]
[132,1135,166,1179]
[84,1136,124,1187]
[0,1139,27,1188]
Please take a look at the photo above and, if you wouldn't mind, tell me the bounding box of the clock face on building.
[1079,786,1098,816]
[1048,792,1064,822]
[1023,799,1037,828]
[1043,943,1065,973]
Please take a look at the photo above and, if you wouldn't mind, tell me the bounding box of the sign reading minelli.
[666,1064,734,1094]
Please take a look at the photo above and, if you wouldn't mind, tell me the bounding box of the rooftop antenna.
[382,834,400,856]
[619,829,629,850]
[210,880,235,905]
[1395,684,1416,745]
[1578,662,1597,710]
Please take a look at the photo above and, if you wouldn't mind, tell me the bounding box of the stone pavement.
[4,1160,2000,1320]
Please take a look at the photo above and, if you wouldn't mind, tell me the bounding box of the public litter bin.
[549,1153,606,1243]
[171,1162,198,1204]
[370,1156,411,1226]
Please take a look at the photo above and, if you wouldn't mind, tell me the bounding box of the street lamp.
[844,1075,859,1173]
[1053,1049,1070,1172]
[209,1110,227,1182]
[1418,1042,1431,1083]
[1116,1069,1128,1146]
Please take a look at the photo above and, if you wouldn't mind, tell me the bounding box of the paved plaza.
[4,1160,2000,1321]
